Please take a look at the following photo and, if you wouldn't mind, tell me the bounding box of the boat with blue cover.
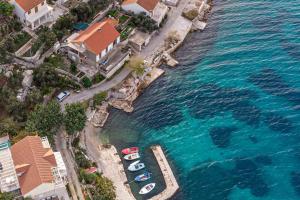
[134,172,151,182]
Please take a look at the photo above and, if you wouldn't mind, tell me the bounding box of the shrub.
[92,74,105,84]
[70,61,77,74]
[183,9,199,20]
[93,92,107,106]
[75,151,91,168]
[129,12,158,33]
[81,77,92,88]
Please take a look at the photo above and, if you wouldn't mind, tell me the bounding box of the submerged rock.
[248,68,300,107]
[291,172,300,196]
[248,135,258,143]
[254,155,272,166]
[209,126,237,148]
[185,163,235,200]
[263,112,293,133]
[233,158,269,197]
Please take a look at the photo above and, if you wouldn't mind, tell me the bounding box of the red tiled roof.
[72,21,120,55]
[122,0,159,11]
[15,0,44,12]
[11,136,57,195]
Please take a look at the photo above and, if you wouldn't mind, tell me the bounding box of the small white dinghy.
[124,153,140,161]
[128,160,145,172]
[139,183,156,195]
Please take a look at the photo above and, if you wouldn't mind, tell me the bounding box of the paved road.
[55,130,85,200]
[140,0,189,60]
[61,67,131,107]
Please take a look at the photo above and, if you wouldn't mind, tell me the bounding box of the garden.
[2,31,31,53]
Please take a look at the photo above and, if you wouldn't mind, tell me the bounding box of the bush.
[92,74,105,84]
[75,151,92,168]
[81,77,92,88]
[79,169,97,184]
[93,92,107,106]
[129,12,158,33]
[183,9,199,20]
[4,32,31,53]
[70,61,77,74]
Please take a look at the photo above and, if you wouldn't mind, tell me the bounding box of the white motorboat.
[128,160,145,172]
[139,183,156,195]
[124,153,140,161]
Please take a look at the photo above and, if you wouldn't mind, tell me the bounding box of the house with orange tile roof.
[66,19,131,78]
[11,136,69,200]
[121,0,168,25]
[67,20,121,65]
[10,0,53,29]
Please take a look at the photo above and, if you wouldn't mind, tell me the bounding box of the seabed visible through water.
[101,0,300,199]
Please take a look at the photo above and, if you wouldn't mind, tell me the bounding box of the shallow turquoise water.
[102,0,300,199]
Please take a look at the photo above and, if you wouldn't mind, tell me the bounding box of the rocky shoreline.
[84,1,214,199]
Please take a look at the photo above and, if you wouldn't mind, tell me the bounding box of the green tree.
[0,191,14,200]
[64,103,86,134]
[79,169,97,184]
[0,117,18,137]
[92,175,116,200]
[130,12,158,33]
[81,76,92,88]
[75,151,91,168]
[26,101,63,136]
[0,2,14,17]
[38,27,57,50]
[71,3,94,22]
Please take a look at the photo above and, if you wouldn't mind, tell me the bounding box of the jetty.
[150,145,179,200]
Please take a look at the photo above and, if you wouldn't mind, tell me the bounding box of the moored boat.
[128,160,145,172]
[139,183,156,195]
[135,172,151,182]
[122,147,139,155]
[124,153,140,161]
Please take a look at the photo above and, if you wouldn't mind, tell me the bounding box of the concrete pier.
[150,145,179,200]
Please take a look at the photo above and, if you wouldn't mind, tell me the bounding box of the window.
[41,1,44,6]
[35,6,38,13]
[28,10,31,14]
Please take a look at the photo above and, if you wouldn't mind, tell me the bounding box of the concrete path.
[140,0,189,60]
[55,130,85,200]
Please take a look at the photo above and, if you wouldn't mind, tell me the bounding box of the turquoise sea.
[102,0,300,199]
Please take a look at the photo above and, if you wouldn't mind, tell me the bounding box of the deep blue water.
[101,0,300,199]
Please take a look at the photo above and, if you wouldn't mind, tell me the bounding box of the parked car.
[56,91,70,102]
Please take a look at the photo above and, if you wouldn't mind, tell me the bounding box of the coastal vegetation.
[93,92,108,106]
[79,170,116,200]
[64,103,87,135]
[25,100,63,136]
[129,12,158,33]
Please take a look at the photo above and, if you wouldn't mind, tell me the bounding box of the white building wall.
[25,183,70,200]
[107,43,114,52]
[11,0,53,29]
[11,1,26,23]
[101,49,107,58]
[121,3,150,15]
